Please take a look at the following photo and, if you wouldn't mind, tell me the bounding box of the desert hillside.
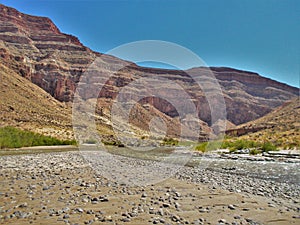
[226,98,300,149]
[0,63,73,139]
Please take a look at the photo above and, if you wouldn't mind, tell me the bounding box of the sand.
[0,151,299,225]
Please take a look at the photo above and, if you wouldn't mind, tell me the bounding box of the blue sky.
[2,0,300,88]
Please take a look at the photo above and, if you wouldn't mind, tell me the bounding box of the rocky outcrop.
[0,4,96,103]
[0,3,299,132]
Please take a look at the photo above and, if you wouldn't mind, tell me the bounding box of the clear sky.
[2,0,300,88]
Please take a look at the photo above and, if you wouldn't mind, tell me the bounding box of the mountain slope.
[0,63,73,139]
[226,98,300,148]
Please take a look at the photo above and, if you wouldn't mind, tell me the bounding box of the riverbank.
[0,151,299,224]
[0,145,78,156]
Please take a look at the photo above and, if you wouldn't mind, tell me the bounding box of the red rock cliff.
[0,4,299,126]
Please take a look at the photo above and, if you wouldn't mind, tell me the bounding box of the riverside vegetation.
[0,124,292,157]
[0,126,279,156]
[0,126,76,149]
[195,139,277,154]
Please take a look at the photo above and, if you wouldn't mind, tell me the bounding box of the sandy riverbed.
[0,151,299,225]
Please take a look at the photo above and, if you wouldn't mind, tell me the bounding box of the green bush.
[195,139,277,154]
[195,142,208,152]
[0,126,76,149]
[195,141,223,152]
[261,142,277,152]
[222,140,257,150]
[249,149,262,155]
[161,137,179,146]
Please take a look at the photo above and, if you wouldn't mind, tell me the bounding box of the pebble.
[121,217,131,222]
[228,204,236,210]
[157,208,164,216]
[76,208,84,213]
[175,192,181,197]
[99,196,109,202]
[199,208,208,213]
[141,192,147,198]
[245,218,255,223]
[42,186,50,191]
[218,219,226,223]
[19,202,28,208]
[103,215,112,221]
[162,203,171,208]
[63,214,70,219]
[171,214,181,222]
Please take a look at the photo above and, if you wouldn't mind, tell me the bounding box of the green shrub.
[249,149,261,155]
[195,139,277,154]
[195,141,223,152]
[161,137,179,146]
[220,140,257,151]
[101,138,125,146]
[0,126,76,149]
[207,141,222,150]
[195,142,208,152]
[261,142,277,152]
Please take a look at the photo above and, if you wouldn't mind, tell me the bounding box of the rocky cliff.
[0,4,299,140]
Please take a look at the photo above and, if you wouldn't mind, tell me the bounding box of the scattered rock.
[63,214,70,219]
[228,204,236,210]
[218,219,226,223]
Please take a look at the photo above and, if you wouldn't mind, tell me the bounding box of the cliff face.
[0,4,299,131]
[0,4,96,102]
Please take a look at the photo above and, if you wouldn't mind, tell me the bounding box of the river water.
[191,157,300,185]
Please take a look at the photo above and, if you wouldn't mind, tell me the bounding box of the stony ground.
[0,151,299,225]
